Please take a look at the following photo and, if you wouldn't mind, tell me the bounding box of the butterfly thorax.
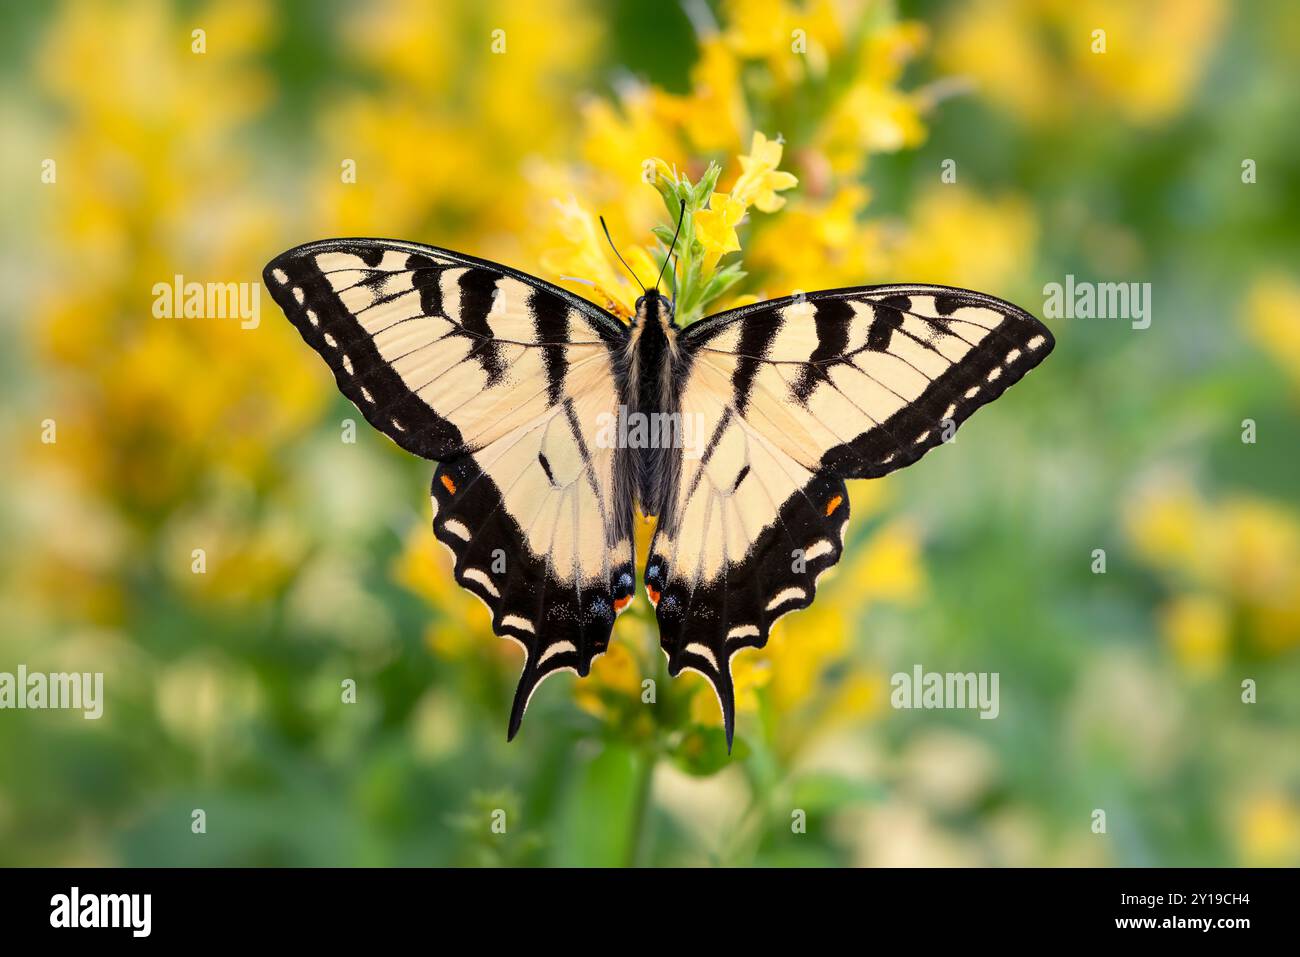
[624,291,682,518]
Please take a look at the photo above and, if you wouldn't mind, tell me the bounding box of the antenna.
[656,199,687,293]
[599,215,645,292]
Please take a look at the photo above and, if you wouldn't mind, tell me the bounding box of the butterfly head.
[634,289,676,330]
[601,198,687,331]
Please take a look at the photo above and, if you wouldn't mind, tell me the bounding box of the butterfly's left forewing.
[649,284,1054,745]
[265,239,637,739]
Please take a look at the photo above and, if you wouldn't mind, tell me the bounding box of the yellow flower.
[538,196,658,319]
[748,184,879,292]
[887,187,1037,291]
[731,132,799,213]
[694,192,746,272]
[1243,273,1300,392]
[666,36,748,154]
[939,0,1226,126]
[1128,478,1300,658]
[391,526,492,661]
[1126,478,1206,573]
[573,641,643,719]
[1159,595,1229,677]
[848,516,927,604]
[1234,792,1300,866]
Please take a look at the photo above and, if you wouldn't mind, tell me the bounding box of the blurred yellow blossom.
[847,516,927,604]
[1234,792,1300,867]
[660,36,749,155]
[1243,272,1300,391]
[539,196,657,319]
[886,187,1038,291]
[940,0,1226,126]
[392,526,492,661]
[1159,594,1230,677]
[818,21,930,172]
[747,185,882,291]
[1128,478,1300,660]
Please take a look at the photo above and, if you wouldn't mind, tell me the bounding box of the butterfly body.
[265,237,1054,749]
[624,290,684,518]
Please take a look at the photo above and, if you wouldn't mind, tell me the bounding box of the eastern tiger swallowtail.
[264,228,1053,750]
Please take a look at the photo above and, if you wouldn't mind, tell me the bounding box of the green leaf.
[701,266,747,305]
[692,162,722,205]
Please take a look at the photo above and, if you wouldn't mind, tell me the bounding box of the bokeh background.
[2,0,1298,867]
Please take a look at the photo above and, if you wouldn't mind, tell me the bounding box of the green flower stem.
[625,745,657,867]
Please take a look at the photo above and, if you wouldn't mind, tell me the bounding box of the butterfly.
[264,215,1053,750]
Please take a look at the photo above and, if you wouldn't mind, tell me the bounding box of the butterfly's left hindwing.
[265,238,636,739]
[649,284,1054,746]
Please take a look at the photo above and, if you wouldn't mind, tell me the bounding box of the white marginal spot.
[342,354,354,375]
[443,519,471,542]
[323,332,338,348]
[1005,348,1021,363]
[914,430,931,445]
[539,640,577,664]
[804,540,834,561]
[306,308,319,327]
[293,287,305,304]
[684,642,719,670]
[271,268,288,284]
[502,614,535,635]
[765,587,805,612]
[964,386,979,399]
[429,492,439,517]
[727,624,760,642]
[943,404,957,420]
[463,568,500,598]
[1028,334,1046,350]
[361,386,374,404]
[986,367,1003,383]
[390,418,405,432]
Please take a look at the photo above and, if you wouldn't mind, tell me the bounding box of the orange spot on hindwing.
[613,595,632,613]
[440,474,457,494]
[647,585,661,606]
[825,494,843,516]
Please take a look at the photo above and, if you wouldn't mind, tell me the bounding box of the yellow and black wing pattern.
[265,239,637,739]
[645,285,1054,746]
